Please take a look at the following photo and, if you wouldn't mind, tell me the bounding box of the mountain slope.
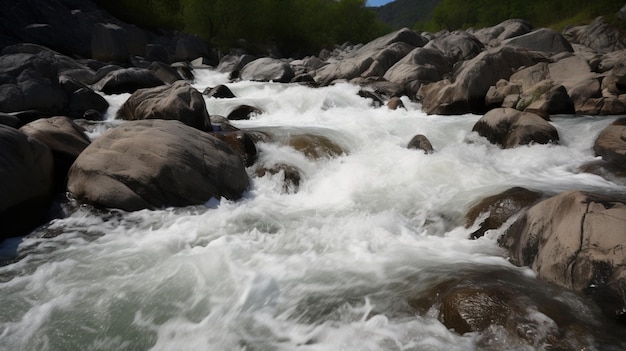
[373,0,442,29]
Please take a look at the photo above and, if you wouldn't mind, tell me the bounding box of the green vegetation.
[414,0,625,32]
[95,0,389,57]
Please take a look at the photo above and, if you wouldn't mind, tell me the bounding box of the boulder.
[418,47,548,114]
[116,81,211,132]
[407,134,434,154]
[240,58,295,83]
[19,116,91,190]
[216,54,256,74]
[424,31,484,62]
[91,23,128,63]
[147,61,185,84]
[472,19,534,47]
[203,85,236,99]
[465,187,542,239]
[563,17,626,54]
[314,28,427,85]
[67,120,249,211]
[472,108,559,148]
[383,47,453,97]
[227,105,263,121]
[92,67,165,94]
[516,81,575,117]
[213,131,258,167]
[499,190,626,321]
[358,90,384,107]
[0,52,67,115]
[502,28,574,54]
[593,117,626,166]
[387,97,405,110]
[0,124,53,238]
[485,79,522,109]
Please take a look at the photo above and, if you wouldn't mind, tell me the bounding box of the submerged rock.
[407,134,434,154]
[67,120,249,211]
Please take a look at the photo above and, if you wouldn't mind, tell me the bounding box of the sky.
[366,0,394,7]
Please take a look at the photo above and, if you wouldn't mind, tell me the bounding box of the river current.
[1,69,625,350]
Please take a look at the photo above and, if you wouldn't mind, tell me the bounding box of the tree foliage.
[416,0,624,31]
[95,0,388,57]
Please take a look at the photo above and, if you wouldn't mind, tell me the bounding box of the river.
[1,69,624,350]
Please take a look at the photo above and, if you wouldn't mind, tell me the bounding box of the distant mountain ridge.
[372,0,442,29]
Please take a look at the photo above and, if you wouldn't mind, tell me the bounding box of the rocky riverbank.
[0,0,625,336]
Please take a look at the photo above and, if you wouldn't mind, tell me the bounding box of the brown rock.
[67,120,249,211]
[116,81,211,132]
[472,108,559,148]
[500,190,626,321]
[465,187,542,239]
[593,117,626,166]
[407,134,434,154]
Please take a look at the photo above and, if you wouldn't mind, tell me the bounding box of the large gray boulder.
[472,108,559,148]
[0,52,67,115]
[92,67,165,95]
[239,58,295,83]
[116,81,211,132]
[424,31,484,62]
[418,47,547,114]
[593,117,626,166]
[0,124,53,238]
[472,19,534,47]
[500,190,626,321]
[67,120,249,211]
[314,28,427,85]
[19,116,90,190]
[501,28,573,54]
[383,47,452,97]
[564,17,626,54]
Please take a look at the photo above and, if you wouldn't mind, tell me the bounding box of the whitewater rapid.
[0,69,624,350]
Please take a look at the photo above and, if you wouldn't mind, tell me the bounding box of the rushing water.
[1,69,625,350]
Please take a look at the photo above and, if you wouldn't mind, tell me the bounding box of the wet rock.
[500,190,626,322]
[465,187,542,239]
[59,77,109,119]
[358,90,384,107]
[19,116,90,191]
[288,134,345,159]
[387,97,405,110]
[213,131,257,167]
[67,120,249,211]
[407,134,434,154]
[254,164,302,193]
[203,85,236,99]
[472,108,559,148]
[424,30,484,61]
[227,105,263,121]
[593,117,626,166]
[418,47,547,115]
[240,58,295,83]
[209,115,238,132]
[92,67,165,95]
[502,28,574,54]
[117,81,211,132]
[0,124,53,238]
